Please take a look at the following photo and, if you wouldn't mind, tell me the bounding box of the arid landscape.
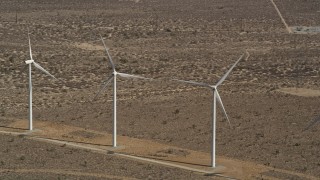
[0,0,319,179]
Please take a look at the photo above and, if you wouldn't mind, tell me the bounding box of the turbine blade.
[173,79,211,88]
[304,115,320,131]
[92,75,114,101]
[28,29,33,60]
[215,53,245,87]
[216,90,231,128]
[117,72,152,80]
[100,35,115,71]
[33,62,58,80]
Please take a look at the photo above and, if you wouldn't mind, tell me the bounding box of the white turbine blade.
[92,75,114,101]
[28,29,33,60]
[173,79,211,88]
[117,72,152,80]
[33,62,58,80]
[216,90,231,128]
[215,53,245,87]
[100,35,115,71]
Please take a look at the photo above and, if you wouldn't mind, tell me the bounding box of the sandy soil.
[0,132,215,180]
[278,88,320,97]
[0,0,319,179]
[1,120,318,179]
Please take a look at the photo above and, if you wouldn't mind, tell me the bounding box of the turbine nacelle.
[25,60,34,64]
[210,85,217,90]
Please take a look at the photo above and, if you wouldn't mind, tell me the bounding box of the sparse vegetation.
[0,0,319,179]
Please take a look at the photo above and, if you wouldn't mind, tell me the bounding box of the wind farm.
[0,0,319,179]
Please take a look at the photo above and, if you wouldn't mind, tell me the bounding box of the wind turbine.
[174,51,250,168]
[26,30,59,131]
[93,35,151,148]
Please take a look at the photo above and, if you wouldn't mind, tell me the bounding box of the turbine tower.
[26,30,59,131]
[175,51,250,168]
[93,35,151,148]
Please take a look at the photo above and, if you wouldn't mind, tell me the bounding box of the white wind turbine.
[93,35,151,148]
[25,30,59,131]
[174,52,249,168]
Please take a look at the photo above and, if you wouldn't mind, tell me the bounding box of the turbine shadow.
[304,114,320,131]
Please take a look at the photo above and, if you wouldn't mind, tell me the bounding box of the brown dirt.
[74,43,105,51]
[277,88,320,97]
[0,0,319,179]
[1,120,318,179]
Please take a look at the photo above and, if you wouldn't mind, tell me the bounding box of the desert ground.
[0,0,319,179]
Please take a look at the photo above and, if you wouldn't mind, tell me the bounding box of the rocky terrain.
[0,0,319,179]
